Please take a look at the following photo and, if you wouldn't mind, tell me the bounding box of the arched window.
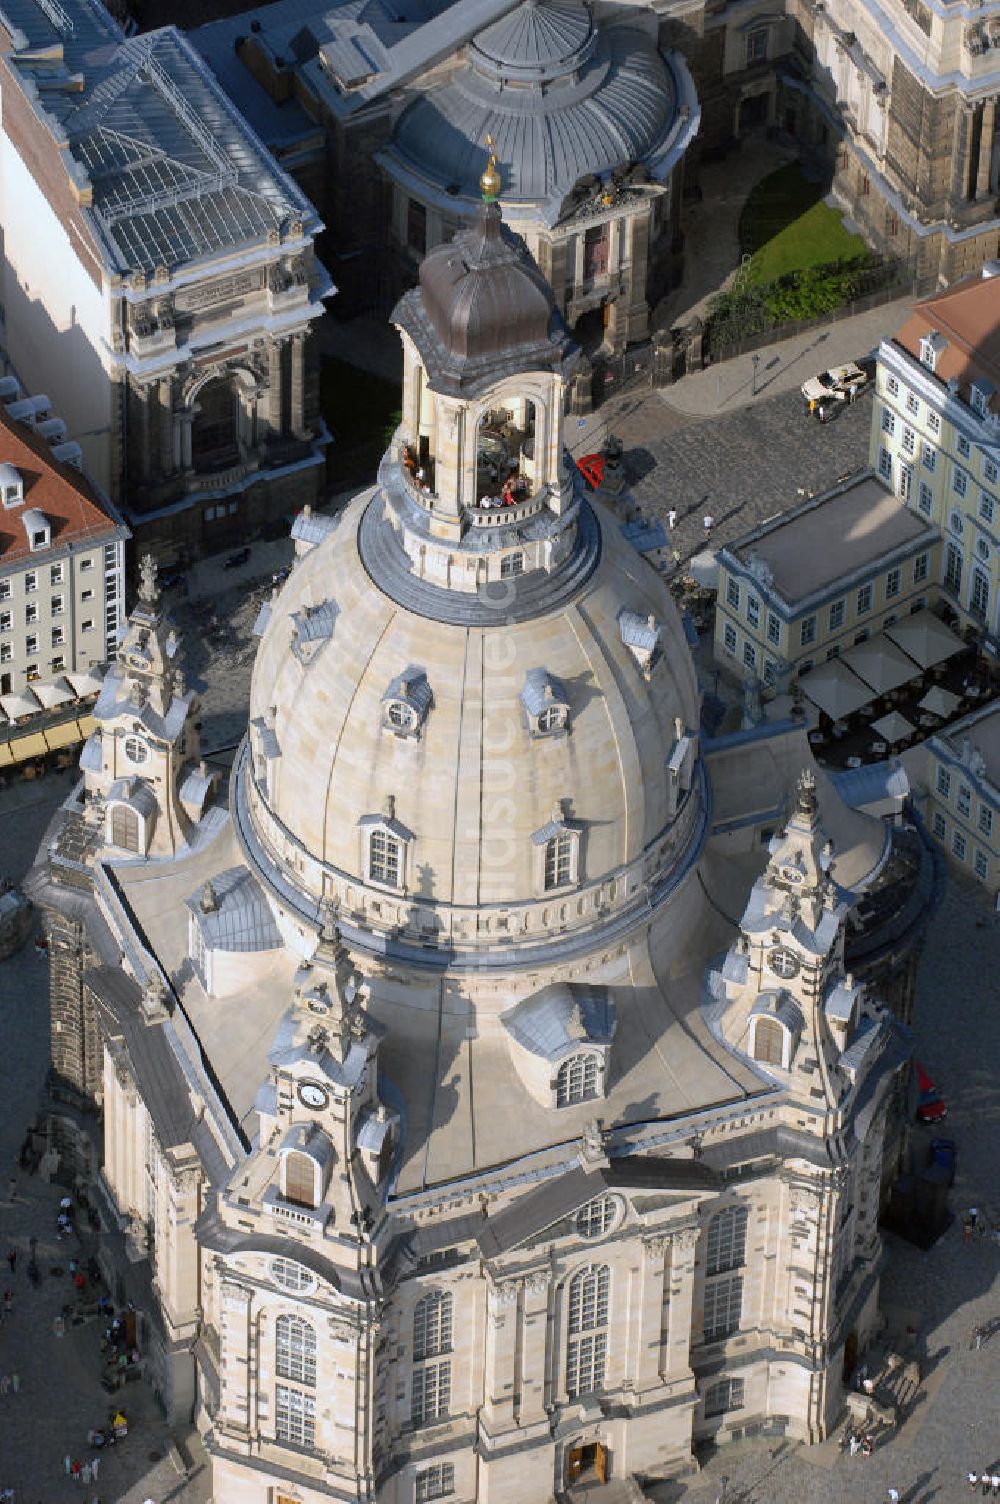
[703,1205,748,1344]
[276,1314,317,1386]
[544,831,574,890]
[972,568,990,622]
[369,828,402,888]
[192,377,238,472]
[753,1017,784,1066]
[537,705,563,733]
[283,1150,317,1208]
[110,804,139,852]
[556,1053,600,1107]
[414,1290,452,1360]
[566,1264,610,1398]
[412,1291,453,1427]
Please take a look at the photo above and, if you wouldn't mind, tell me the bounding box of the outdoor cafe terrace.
[798,609,998,770]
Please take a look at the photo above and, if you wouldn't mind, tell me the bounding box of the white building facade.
[0,0,332,560]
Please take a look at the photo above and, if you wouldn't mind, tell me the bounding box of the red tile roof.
[0,404,120,569]
[893,272,1000,415]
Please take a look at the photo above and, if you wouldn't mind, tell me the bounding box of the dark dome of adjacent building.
[470,0,596,82]
[417,202,556,363]
[386,0,680,223]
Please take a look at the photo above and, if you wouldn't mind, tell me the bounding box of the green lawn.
[739,164,866,285]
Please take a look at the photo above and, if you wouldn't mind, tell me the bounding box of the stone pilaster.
[978,100,996,199]
[482,1277,518,1432]
[516,1273,551,1427]
[635,1235,669,1391]
[663,1224,699,1380]
[267,340,284,439]
[291,332,307,438]
[158,378,174,478]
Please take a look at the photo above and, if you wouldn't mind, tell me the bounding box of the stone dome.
[418,202,557,365]
[387,2,679,223]
[238,489,704,963]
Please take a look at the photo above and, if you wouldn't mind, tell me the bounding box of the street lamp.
[751,353,760,396]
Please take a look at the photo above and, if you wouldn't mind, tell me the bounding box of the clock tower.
[707,769,884,1120]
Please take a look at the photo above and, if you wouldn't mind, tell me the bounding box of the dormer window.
[521,669,569,737]
[532,806,582,892]
[920,331,947,372]
[0,463,22,508]
[500,552,524,579]
[971,380,995,418]
[620,609,662,675]
[360,798,412,892]
[20,508,50,551]
[382,666,432,739]
[278,1126,334,1210]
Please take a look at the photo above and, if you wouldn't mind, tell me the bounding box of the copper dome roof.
[416,201,557,366]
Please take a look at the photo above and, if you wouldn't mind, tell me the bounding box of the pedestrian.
[667,507,677,529]
[991,1474,1000,1497]
[984,1470,992,1496]
[10,1373,18,1393]
[81,1462,91,1486]
[0,1375,8,1397]
[3,1291,10,1314]
[887,1489,900,1504]
[64,1455,72,1476]
[5,1249,14,1275]
[970,1207,979,1230]
[703,513,714,536]
[90,1455,100,1481]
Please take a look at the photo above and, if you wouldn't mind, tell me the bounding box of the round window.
[768,947,799,979]
[124,735,148,764]
[575,1194,622,1239]
[269,1256,316,1293]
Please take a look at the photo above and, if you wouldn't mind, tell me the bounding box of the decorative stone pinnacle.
[200,880,218,914]
[138,554,159,604]
[796,766,818,815]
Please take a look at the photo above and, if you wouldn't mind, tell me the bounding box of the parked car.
[915,1060,947,1124]
[801,362,870,414]
[576,453,605,489]
[928,1137,957,1185]
[223,546,251,571]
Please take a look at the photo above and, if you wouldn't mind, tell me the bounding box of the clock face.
[768,947,800,980]
[298,1082,329,1111]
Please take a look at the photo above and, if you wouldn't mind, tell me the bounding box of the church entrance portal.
[566,1440,609,1487]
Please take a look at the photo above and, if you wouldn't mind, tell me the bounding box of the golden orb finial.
[480,135,501,202]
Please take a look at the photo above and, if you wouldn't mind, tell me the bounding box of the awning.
[798,659,873,718]
[918,685,962,718]
[0,690,41,722]
[32,676,75,709]
[76,715,97,738]
[44,720,83,751]
[66,665,106,698]
[885,609,964,669]
[841,635,919,695]
[871,710,915,744]
[8,732,48,761]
